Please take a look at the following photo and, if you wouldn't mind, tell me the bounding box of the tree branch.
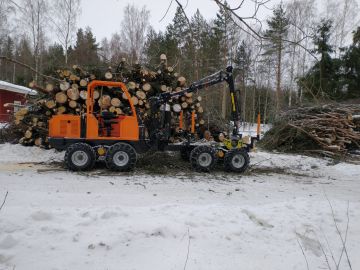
[213,0,319,61]
[0,56,61,83]
[159,0,174,22]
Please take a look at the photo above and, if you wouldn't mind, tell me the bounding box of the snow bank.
[0,123,8,129]
[0,143,64,163]
[251,150,330,173]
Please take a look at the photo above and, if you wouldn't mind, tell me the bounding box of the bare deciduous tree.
[51,0,81,64]
[109,33,126,63]
[285,0,316,106]
[99,37,110,63]
[120,4,150,64]
[15,0,48,82]
[324,0,360,57]
[0,0,14,41]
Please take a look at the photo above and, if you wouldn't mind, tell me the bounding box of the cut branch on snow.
[0,191,9,212]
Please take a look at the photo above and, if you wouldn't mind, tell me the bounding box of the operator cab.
[98,110,118,137]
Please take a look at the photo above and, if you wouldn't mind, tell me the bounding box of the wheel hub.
[232,154,245,169]
[71,151,89,167]
[113,151,129,167]
[198,153,212,167]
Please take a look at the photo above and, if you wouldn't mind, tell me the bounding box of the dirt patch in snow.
[0,143,344,179]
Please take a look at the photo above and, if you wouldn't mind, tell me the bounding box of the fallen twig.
[320,228,337,268]
[0,191,9,211]
[134,183,146,189]
[296,236,310,270]
[336,201,351,270]
[324,193,352,270]
[183,227,191,270]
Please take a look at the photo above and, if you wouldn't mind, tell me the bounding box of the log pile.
[5,55,206,147]
[260,104,360,157]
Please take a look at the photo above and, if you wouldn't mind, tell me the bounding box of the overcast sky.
[78,0,281,41]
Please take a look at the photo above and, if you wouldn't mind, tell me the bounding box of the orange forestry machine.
[49,66,260,172]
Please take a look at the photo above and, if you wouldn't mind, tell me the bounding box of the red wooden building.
[0,81,36,122]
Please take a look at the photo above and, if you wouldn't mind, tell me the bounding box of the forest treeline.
[0,0,359,124]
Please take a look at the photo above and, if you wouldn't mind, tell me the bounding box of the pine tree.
[213,2,237,119]
[233,41,252,121]
[263,4,289,113]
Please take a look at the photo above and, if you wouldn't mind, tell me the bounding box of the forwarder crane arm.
[153,66,241,135]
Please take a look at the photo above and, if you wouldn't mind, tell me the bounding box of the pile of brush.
[5,55,206,147]
[260,104,360,157]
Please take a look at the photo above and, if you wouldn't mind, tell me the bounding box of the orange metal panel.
[191,111,195,134]
[86,114,99,138]
[86,114,139,141]
[49,115,81,138]
[179,111,183,129]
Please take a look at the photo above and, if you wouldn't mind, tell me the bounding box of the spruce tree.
[213,2,232,62]
[0,36,15,82]
[166,7,191,76]
[42,43,65,75]
[314,20,335,96]
[191,9,209,79]
[144,28,179,68]
[342,27,360,99]
[14,38,33,86]
[299,20,342,100]
[70,27,99,68]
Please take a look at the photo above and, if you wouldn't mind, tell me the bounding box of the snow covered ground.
[238,122,271,137]
[0,144,359,270]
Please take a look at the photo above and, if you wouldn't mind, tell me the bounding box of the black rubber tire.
[180,148,191,161]
[224,148,250,173]
[65,143,96,171]
[105,143,137,171]
[190,145,217,172]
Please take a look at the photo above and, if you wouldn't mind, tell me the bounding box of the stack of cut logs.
[261,104,360,157]
[11,55,206,147]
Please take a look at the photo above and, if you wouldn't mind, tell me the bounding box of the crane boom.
[151,66,241,135]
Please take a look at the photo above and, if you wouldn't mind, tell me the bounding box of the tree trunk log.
[55,92,68,104]
[67,88,80,101]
